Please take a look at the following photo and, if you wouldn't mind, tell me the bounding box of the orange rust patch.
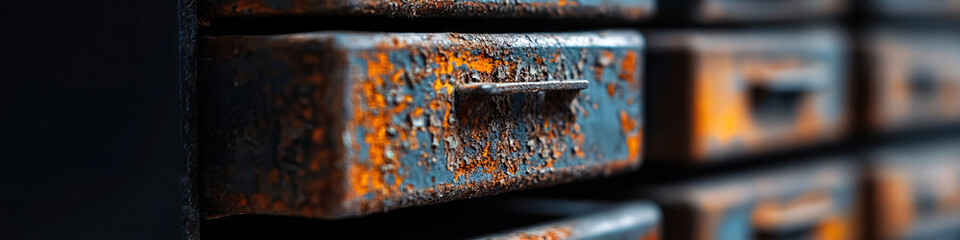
[693,53,747,157]
[816,216,848,240]
[620,110,642,161]
[347,52,411,200]
[310,128,325,143]
[267,169,280,184]
[549,51,560,63]
[432,50,502,75]
[618,50,637,83]
[433,78,455,95]
[557,0,578,7]
[224,0,281,14]
[641,227,660,240]
[515,226,573,240]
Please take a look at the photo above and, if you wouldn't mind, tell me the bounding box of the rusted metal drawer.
[658,0,845,23]
[475,199,660,240]
[200,197,659,239]
[200,0,655,20]
[864,27,960,133]
[867,0,960,18]
[867,139,960,240]
[198,31,644,219]
[652,160,859,240]
[646,28,849,162]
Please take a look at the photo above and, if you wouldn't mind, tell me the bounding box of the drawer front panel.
[200,0,654,20]
[867,0,960,18]
[475,200,660,240]
[659,0,844,23]
[868,28,960,132]
[647,28,848,162]
[655,160,859,240]
[869,139,960,239]
[199,31,644,218]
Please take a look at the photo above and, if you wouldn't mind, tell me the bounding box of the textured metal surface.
[865,27,960,134]
[867,0,960,18]
[653,160,859,240]
[199,31,644,219]
[200,0,654,20]
[646,28,848,162]
[868,139,960,240]
[475,200,660,240]
[657,0,844,23]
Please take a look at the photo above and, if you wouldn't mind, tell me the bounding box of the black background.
[1,0,182,239]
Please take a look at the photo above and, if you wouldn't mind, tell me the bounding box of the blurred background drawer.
[198,31,645,219]
[864,26,960,134]
[657,0,844,23]
[199,0,655,21]
[867,138,960,240]
[646,27,849,163]
[652,159,859,240]
[201,197,659,239]
[474,199,660,240]
[866,0,960,19]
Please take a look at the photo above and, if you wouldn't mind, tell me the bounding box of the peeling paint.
[198,31,644,218]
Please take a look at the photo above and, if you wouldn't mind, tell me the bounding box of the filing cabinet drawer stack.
[646,28,849,162]
[179,0,960,238]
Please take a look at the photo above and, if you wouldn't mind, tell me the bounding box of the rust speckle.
[515,226,573,240]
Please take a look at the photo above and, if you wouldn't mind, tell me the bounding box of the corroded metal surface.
[868,139,960,239]
[475,200,660,240]
[646,28,848,162]
[658,0,844,23]
[653,160,859,240]
[200,0,654,20]
[199,31,644,219]
[865,27,960,133]
[867,0,960,18]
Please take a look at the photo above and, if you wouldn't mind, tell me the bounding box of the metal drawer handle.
[457,80,589,95]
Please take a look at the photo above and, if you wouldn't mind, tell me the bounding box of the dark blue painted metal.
[657,0,844,23]
[474,199,660,240]
[199,31,644,219]
[651,159,859,240]
[645,28,849,162]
